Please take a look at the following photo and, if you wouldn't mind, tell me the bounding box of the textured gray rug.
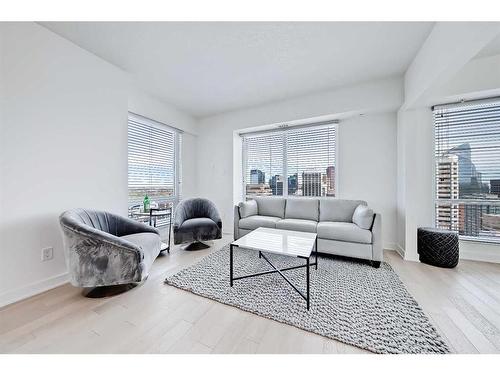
[165,245,450,354]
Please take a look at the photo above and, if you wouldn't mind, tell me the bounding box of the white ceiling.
[41,22,434,118]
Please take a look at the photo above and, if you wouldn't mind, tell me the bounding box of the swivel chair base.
[82,282,142,298]
[182,241,210,251]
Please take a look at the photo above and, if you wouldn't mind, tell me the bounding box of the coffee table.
[229,227,318,310]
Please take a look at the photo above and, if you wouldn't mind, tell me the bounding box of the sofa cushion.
[276,218,318,233]
[238,200,258,218]
[317,221,372,244]
[239,215,281,230]
[177,217,220,241]
[254,197,286,218]
[120,232,161,271]
[319,199,367,222]
[285,198,319,221]
[352,204,374,229]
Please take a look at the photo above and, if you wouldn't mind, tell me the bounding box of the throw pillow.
[352,204,374,229]
[239,200,258,218]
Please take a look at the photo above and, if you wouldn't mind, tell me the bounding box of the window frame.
[241,121,338,200]
[432,98,500,244]
[127,112,182,211]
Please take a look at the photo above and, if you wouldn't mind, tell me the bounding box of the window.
[127,113,182,211]
[434,98,500,242]
[242,123,337,198]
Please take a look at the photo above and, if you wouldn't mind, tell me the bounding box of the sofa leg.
[371,261,381,268]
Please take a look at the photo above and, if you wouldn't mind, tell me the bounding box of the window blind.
[243,131,284,196]
[242,123,336,198]
[286,126,336,197]
[128,113,181,209]
[434,98,500,241]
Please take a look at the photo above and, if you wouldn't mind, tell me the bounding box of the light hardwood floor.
[1,234,500,354]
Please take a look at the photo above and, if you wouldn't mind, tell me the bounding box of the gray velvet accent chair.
[59,208,162,297]
[173,198,222,250]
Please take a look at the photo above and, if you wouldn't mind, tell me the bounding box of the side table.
[130,208,172,253]
[417,227,459,268]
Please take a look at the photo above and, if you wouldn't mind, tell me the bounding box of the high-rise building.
[482,210,500,235]
[302,172,327,196]
[250,169,265,184]
[491,179,500,197]
[436,155,459,231]
[269,175,284,195]
[448,143,487,197]
[326,166,335,196]
[448,143,480,185]
[460,204,500,237]
[288,173,298,195]
[459,203,481,236]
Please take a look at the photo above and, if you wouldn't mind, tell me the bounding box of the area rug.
[165,245,450,354]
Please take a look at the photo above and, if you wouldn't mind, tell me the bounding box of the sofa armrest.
[371,213,383,262]
[207,203,223,229]
[233,205,240,240]
[173,203,187,232]
[60,222,143,256]
[59,225,145,287]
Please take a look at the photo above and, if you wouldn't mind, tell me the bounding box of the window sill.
[459,236,500,246]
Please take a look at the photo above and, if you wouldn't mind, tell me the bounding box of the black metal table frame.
[130,207,172,253]
[229,238,318,310]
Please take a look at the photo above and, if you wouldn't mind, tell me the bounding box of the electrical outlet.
[41,247,54,262]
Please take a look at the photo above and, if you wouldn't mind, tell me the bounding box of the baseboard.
[0,272,69,309]
[384,243,397,251]
[385,242,500,264]
[395,244,405,259]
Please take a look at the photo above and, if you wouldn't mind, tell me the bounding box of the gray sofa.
[59,208,162,289]
[234,196,382,267]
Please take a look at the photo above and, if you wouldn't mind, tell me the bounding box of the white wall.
[0,22,198,306]
[337,113,397,249]
[197,80,401,249]
[396,108,435,261]
[127,89,198,135]
[403,22,500,109]
[199,76,402,131]
[423,54,500,106]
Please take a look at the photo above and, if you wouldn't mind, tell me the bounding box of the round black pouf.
[417,227,459,268]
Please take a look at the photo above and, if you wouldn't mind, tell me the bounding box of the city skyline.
[246,166,335,197]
